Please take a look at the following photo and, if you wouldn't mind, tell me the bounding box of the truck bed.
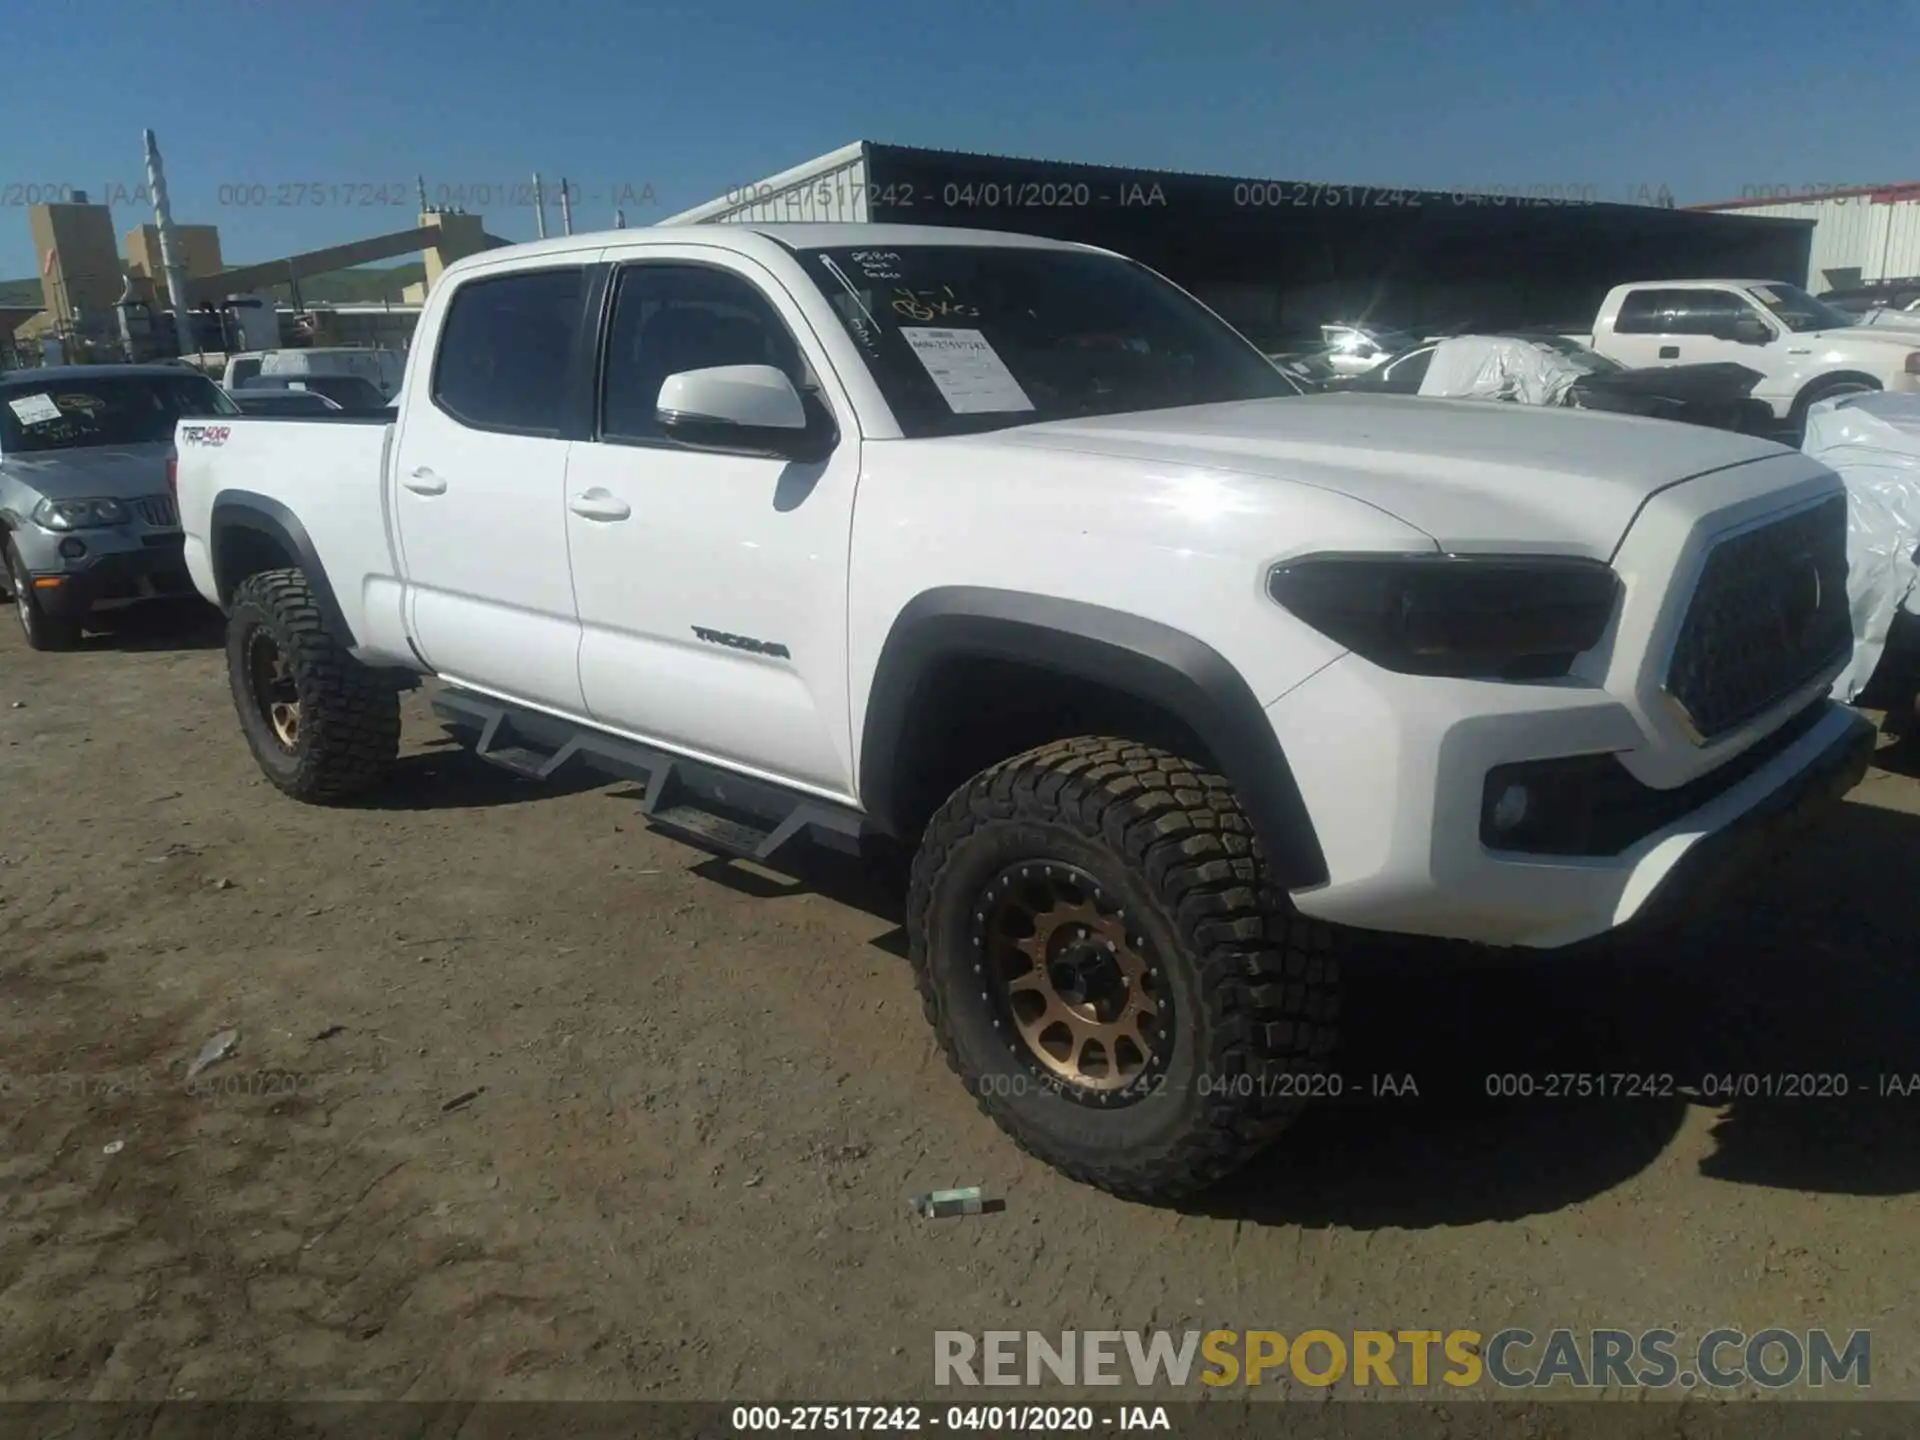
[175,415,400,649]
[221,409,397,424]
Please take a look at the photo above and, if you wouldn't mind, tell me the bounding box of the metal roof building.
[1689,184,1920,295]
[664,141,1816,343]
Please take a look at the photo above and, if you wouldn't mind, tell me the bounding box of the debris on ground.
[311,1024,346,1042]
[441,1089,484,1113]
[144,842,200,864]
[101,1140,124,1156]
[185,1029,240,1080]
[908,1186,999,1219]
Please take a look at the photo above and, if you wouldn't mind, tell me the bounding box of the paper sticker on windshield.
[899,328,1034,415]
[1751,285,1781,303]
[6,392,63,426]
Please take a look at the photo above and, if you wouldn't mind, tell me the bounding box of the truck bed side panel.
[176,417,412,666]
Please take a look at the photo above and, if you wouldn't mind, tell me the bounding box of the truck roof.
[432,222,1105,286]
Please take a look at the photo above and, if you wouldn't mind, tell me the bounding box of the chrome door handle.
[402,467,447,495]
[569,490,631,522]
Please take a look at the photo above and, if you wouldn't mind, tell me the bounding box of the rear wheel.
[908,736,1340,1201]
[226,568,400,802]
[6,540,81,652]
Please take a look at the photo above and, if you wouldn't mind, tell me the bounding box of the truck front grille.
[1664,494,1852,741]
[134,494,179,529]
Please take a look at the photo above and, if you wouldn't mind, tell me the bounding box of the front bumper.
[1270,655,1874,949]
[12,528,194,618]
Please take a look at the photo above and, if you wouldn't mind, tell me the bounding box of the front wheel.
[908,737,1340,1201]
[6,540,82,652]
[226,568,400,802]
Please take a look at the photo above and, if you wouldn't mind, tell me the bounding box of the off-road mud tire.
[907,736,1340,1201]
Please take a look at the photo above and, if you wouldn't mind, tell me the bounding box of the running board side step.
[431,688,868,865]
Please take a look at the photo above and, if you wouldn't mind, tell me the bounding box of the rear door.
[391,262,596,714]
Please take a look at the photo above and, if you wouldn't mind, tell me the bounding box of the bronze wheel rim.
[972,862,1171,1101]
[246,627,301,750]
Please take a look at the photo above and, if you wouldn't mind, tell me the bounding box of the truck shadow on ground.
[1192,792,1920,1229]
[506,761,1920,1226]
[348,742,607,811]
[75,598,224,652]
[625,777,1920,1224]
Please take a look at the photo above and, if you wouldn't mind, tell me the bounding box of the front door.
[1610,286,1777,367]
[562,253,861,797]
[391,263,593,714]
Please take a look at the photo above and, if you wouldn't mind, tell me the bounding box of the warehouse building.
[663,141,1816,343]
[1689,183,1920,297]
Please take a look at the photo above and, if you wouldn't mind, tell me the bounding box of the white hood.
[994,392,1818,557]
[1853,307,1920,334]
[1804,322,1920,349]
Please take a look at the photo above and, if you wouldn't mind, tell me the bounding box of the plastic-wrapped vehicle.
[1803,392,1920,708]
[1337,334,1774,433]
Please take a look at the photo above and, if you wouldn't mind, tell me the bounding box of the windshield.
[797,245,1301,438]
[1747,283,1858,334]
[0,373,239,455]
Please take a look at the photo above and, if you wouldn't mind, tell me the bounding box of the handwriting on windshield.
[850,250,903,280]
[891,286,980,322]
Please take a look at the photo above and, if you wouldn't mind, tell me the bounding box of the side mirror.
[1728,316,1772,345]
[656,364,829,460]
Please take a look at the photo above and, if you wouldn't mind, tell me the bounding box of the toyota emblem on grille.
[1776,550,1824,649]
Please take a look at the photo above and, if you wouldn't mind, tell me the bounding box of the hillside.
[0,263,424,312]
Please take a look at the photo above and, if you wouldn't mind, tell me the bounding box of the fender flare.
[209,489,357,646]
[858,587,1329,890]
[1790,370,1882,420]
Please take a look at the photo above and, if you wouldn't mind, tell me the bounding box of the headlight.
[1267,552,1619,680]
[31,497,129,531]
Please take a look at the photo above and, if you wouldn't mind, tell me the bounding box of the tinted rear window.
[431,268,587,434]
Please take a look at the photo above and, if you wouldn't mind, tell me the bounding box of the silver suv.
[0,365,239,650]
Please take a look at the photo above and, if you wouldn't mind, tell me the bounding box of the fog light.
[58,538,87,560]
[1491,782,1532,832]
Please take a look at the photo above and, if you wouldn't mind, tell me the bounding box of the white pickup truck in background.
[172,222,1874,1200]
[1580,279,1920,431]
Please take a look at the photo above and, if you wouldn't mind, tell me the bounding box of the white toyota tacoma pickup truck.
[175,223,1874,1200]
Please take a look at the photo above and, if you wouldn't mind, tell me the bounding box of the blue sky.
[4,0,1917,280]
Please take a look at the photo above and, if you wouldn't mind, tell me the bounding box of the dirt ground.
[4,599,1920,1406]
